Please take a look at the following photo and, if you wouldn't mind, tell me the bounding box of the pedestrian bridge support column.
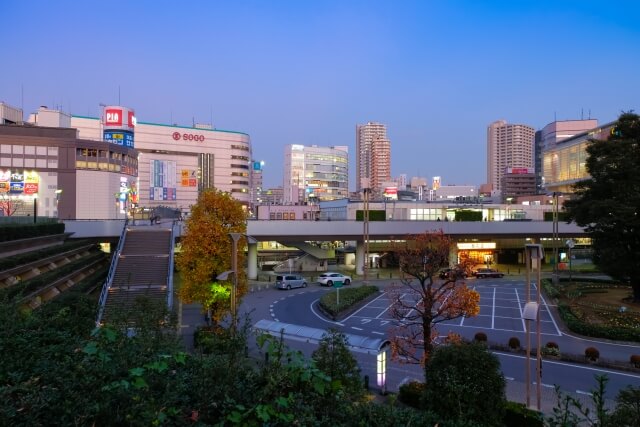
[248,242,258,280]
[355,241,364,276]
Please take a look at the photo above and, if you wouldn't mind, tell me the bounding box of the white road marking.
[491,287,496,329]
[341,291,388,322]
[351,327,363,331]
[514,288,526,332]
[576,390,593,396]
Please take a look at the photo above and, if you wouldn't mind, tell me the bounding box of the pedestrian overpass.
[62,219,585,279]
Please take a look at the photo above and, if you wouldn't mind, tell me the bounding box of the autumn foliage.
[387,231,480,371]
[177,190,247,324]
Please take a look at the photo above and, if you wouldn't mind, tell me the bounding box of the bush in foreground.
[424,342,506,426]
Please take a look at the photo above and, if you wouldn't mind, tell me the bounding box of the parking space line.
[341,291,389,322]
[491,287,496,329]
[535,284,563,336]
[514,288,526,332]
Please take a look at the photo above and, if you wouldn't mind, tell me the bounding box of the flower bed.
[319,285,379,317]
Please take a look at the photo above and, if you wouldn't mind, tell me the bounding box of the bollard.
[364,375,370,390]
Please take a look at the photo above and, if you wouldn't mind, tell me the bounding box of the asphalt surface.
[179,275,640,414]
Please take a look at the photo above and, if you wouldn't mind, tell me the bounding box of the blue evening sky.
[2,1,639,190]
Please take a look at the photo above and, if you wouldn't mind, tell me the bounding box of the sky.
[2,1,640,190]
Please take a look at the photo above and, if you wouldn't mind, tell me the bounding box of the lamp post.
[32,194,38,224]
[551,192,561,285]
[361,178,371,284]
[217,232,252,335]
[524,244,543,410]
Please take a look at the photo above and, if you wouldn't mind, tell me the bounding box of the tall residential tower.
[356,122,391,195]
[487,120,535,192]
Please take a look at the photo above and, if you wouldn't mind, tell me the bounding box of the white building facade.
[283,144,348,204]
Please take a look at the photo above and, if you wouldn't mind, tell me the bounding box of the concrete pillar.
[355,241,364,276]
[449,242,458,266]
[248,242,258,280]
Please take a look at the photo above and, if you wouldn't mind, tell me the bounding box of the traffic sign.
[333,280,343,289]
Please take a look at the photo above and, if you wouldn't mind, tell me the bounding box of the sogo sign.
[172,132,205,142]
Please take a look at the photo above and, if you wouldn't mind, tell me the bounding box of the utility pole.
[362,178,370,284]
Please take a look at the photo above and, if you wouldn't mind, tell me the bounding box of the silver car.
[275,274,308,290]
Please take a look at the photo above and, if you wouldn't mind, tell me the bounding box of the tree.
[564,112,640,301]
[387,231,480,379]
[312,328,363,398]
[0,193,23,216]
[176,190,248,324]
[424,342,506,426]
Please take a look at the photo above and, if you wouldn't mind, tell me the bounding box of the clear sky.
[2,1,639,190]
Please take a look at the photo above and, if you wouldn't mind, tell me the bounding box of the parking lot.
[339,279,563,338]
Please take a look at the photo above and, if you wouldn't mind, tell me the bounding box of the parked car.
[317,272,352,286]
[439,267,468,280]
[473,268,504,278]
[275,274,307,290]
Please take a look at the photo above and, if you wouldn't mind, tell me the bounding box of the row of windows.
[231,164,249,169]
[0,145,58,156]
[230,144,250,151]
[231,172,248,177]
[269,212,297,220]
[0,157,57,168]
[75,161,136,175]
[231,155,249,161]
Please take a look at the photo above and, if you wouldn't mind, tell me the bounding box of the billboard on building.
[180,169,197,187]
[150,160,176,200]
[103,105,136,148]
[505,167,534,174]
[0,170,39,195]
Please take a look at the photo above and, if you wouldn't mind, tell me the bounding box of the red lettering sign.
[24,183,39,195]
[176,133,205,142]
[105,109,123,126]
[128,111,135,128]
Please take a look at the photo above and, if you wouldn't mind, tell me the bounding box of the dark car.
[438,268,468,280]
[473,268,504,278]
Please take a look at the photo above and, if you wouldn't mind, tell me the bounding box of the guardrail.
[96,218,128,326]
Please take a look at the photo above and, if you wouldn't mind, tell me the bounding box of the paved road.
[249,277,640,403]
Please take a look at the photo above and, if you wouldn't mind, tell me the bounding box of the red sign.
[172,132,205,142]
[24,183,39,194]
[105,109,123,126]
[384,187,398,195]
[128,111,135,128]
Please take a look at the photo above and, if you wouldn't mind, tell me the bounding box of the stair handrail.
[96,218,129,326]
[167,219,176,310]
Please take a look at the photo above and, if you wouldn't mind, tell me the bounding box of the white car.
[318,272,352,287]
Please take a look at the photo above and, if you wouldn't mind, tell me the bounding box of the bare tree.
[0,194,23,217]
[387,231,480,379]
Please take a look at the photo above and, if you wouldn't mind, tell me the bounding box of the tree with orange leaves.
[176,190,247,325]
[387,230,480,379]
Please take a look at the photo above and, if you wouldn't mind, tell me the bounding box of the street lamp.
[524,243,543,411]
[216,232,256,334]
[32,194,38,224]
[551,192,563,285]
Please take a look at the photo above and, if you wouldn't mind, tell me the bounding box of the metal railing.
[96,218,128,326]
[167,220,176,310]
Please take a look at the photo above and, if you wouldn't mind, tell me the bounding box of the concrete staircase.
[100,227,172,324]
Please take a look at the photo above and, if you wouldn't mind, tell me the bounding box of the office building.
[283,144,348,204]
[501,167,536,202]
[487,120,535,192]
[536,119,598,192]
[356,122,391,195]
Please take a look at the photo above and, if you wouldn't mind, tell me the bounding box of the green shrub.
[355,210,386,221]
[558,304,640,342]
[546,341,559,349]
[424,342,506,426]
[0,222,65,242]
[319,285,379,316]
[454,210,483,222]
[585,347,600,361]
[0,240,93,271]
[503,401,543,427]
[508,337,521,350]
[398,381,426,409]
[474,332,488,343]
[542,279,561,299]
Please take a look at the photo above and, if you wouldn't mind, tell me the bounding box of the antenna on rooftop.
[581,108,584,120]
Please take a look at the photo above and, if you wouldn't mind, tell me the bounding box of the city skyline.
[2,1,639,190]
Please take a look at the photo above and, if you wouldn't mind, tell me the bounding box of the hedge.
[319,285,379,316]
[0,240,93,271]
[355,210,386,221]
[2,250,107,300]
[0,222,65,242]
[558,304,640,342]
[454,210,483,222]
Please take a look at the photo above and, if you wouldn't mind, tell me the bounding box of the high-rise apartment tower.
[356,122,391,194]
[487,120,535,192]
